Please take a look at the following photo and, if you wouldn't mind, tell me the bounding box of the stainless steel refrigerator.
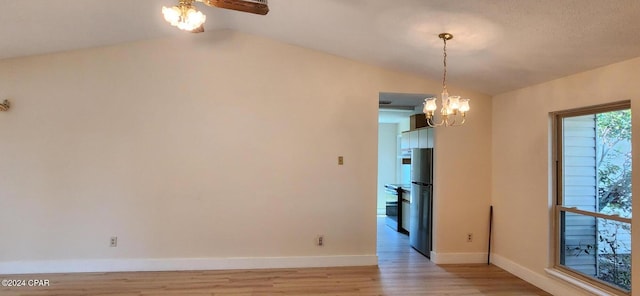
[410,148,433,258]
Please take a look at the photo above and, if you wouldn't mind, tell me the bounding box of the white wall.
[0,29,492,273]
[397,117,410,133]
[430,89,493,263]
[491,57,640,295]
[377,123,398,215]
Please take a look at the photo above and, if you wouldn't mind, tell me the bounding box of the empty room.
[1,1,639,295]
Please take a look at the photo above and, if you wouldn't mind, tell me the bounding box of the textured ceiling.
[1,0,640,95]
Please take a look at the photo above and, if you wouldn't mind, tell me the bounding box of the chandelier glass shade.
[423,33,470,127]
[162,0,206,32]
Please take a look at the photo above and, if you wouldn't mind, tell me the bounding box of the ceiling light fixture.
[423,33,470,127]
[162,0,206,32]
[0,99,10,112]
[162,0,269,33]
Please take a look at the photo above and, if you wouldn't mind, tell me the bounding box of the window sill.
[544,268,624,296]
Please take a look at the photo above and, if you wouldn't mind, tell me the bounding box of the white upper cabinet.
[418,128,433,148]
[401,128,433,150]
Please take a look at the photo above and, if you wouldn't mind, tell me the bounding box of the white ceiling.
[2,0,640,95]
[379,92,430,110]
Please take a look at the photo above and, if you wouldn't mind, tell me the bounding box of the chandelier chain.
[423,33,469,128]
[442,37,448,92]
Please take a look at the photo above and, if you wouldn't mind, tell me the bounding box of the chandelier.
[162,0,207,32]
[423,33,470,127]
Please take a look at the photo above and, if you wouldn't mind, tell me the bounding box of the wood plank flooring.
[0,218,550,295]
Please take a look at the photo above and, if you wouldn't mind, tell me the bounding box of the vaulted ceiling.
[2,0,640,95]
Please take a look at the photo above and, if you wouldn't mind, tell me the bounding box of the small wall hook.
[0,99,10,111]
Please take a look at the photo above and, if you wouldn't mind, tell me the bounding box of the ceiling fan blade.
[200,0,269,15]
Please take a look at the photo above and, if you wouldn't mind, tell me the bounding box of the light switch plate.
[338,156,344,165]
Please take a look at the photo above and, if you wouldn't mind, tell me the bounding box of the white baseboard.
[429,252,487,264]
[0,255,378,275]
[490,254,598,296]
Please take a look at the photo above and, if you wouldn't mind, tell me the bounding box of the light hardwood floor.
[0,218,550,295]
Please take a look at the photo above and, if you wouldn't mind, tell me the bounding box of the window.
[554,101,632,294]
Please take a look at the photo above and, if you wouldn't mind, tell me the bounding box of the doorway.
[377,92,429,248]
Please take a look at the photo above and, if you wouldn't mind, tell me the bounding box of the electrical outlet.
[110,236,118,247]
[338,156,344,165]
[467,233,473,242]
[317,235,324,246]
